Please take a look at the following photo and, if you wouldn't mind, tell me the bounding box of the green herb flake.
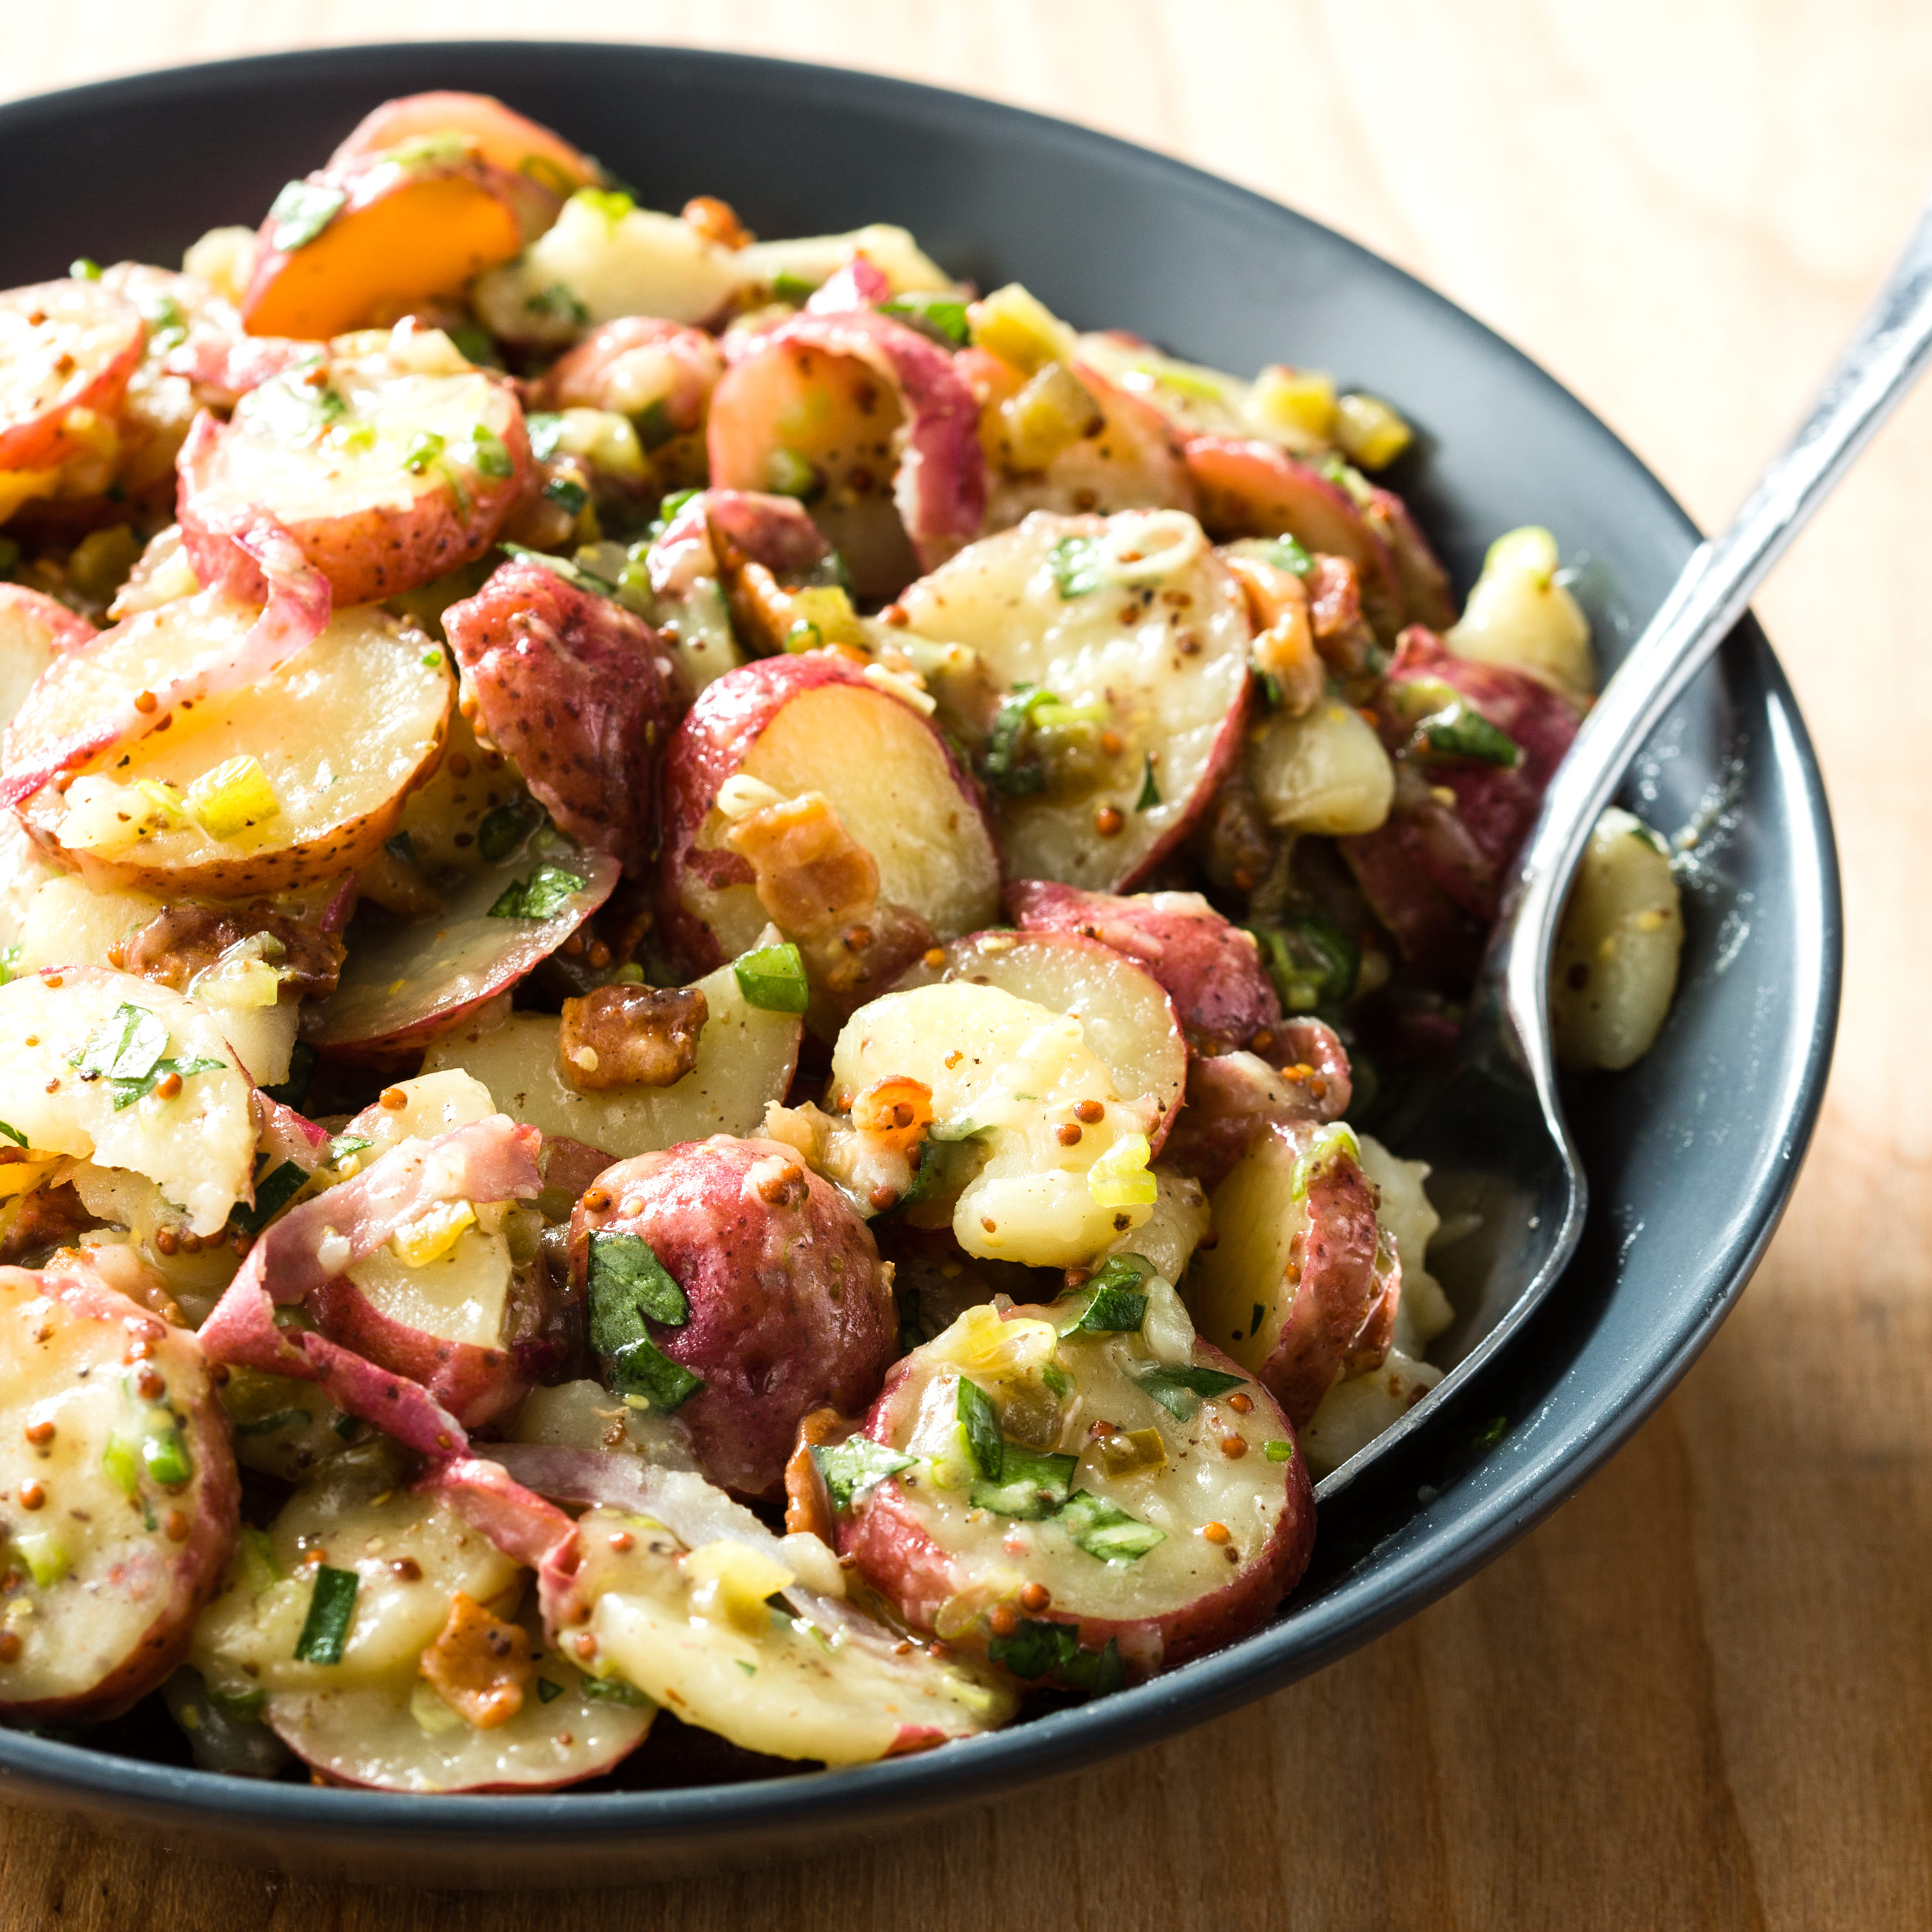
[986,1616,1077,1680]
[536,1676,565,1704]
[141,1427,193,1490]
[981,684,1056,797]
[970,1444,1078,1521]
[731,941,810,1013]
[70,257,102,281]
[447,324,498,367]
[233,1160,308,1236]
[543,475,590,517]
[525,412,566,462]
[770,270,821,304]
[811,1437,916,1515]
[1264,1439,1295,1464]
[1410,698,1521,769]
[1261,533,1315,576]
[1248,916,1360,1013]
[292,1565,359,1665]
[457,423,515,481]
[580,1671,649,1706]
[606,1335,703,1411]
[324,1132,372,1169]
[487,863,588,920]
[403,430,447,476]
[879,291,970,346]
[67,1002,223,1110]
[497,540,617,598]
[1133,1362,1247,1421]
[267,179,347,253]
[141,293,189,354]
[421,648,446,670]
[525,282,591,326]
[1060,1490,1165,1563]
[1060,1257,1151,1336]
[0,1121,27,1150]
[956,1376,1004,1482]
[231,1407,314,1440]
[1134,755,1161,812]
[1472,1415,1512,1453]
[476,798,539,863]
[587,1230,690,1358]
[1040,1362,1072,1399]
[0,943,20,983]
[1049,535,1106,599]
[576,186,637,224]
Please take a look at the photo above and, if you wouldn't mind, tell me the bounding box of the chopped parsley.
[535,1676,565,1704]
[879,291,970,346]
[956,1376,1004,1481]
[986,1620,1124,1696]
[476,798,540,863]
[525,282,590,327]
[543,475,589,517]
[1407,696,1522,768]
[587,1230,690,1346]
[1134,754,1161,811]
[579,1672,650,1706]
[1049,534,1106,598]
[66,1002,223,1110]
[486,864,587,920]
[231,1158,308,1235]
[604,1334,703,1411]
[1133,1362,1247,1421]
[811,1437,915,1514]
[267,179,345,253]
[970,1444,1078,1521]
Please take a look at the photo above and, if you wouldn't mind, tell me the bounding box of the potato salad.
[0,90,1684,1791]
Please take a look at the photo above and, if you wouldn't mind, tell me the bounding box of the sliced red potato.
[658,651,998,975]
[1184,436,1403,639]
[563,1483,1017,1764]
[266,1593,648,1793]
[568,1137,895,1501]
[708,293,984,590]
[0,968,257,1236]
[889,929,1186,1154]
[1003,880,1282,1056]
[0,278,145,472]
[1185,1121,1400,1429]
[309,844,619,1053]
[0,585,94,741]
[1071,330,1260,444]
[898,509,1252,891]
[828,978,1165,1267]
[15,600,451,899]
[441,558,688,870]
[420,951,802,1159]
[240,156,526,341]
[179,332,532,607]
[968,351,1196,531]
[837,1296,1315,1680]
[1159,1041,1352,1192]
[1366,486,1457,632]
[0,1258,237,1720]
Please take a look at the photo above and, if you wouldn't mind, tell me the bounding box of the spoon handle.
[1498,189,1932,1021]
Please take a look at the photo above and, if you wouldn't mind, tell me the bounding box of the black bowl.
[0,41,1838,1885]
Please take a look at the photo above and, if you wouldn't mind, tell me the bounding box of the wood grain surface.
[4,3,1931,1926]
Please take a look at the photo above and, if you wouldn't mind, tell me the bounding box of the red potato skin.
[1366,486,1458,631]
[838,1328,1314,1675]
[1184,434,1403,639]
[0,1264,238,1723]
[656,651,994,976]
[1340,627,1581,981]
[1112,660,1253,896]
[1160,1040,1351,1192]
[442,560,688,872]
[569,1137,898,1501]
[1004,880,1281,1055]
[1249,1137,1401,1430]
[536,316,724,428]
[176,383,533,608]
[0,280,145,473]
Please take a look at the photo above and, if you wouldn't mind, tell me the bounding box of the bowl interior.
[0,40,1838,1881]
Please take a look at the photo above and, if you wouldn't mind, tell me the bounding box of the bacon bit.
[1019,1582,1051,1613]
[784,1406,847,1540]
[379,1087,408,1111]
[988,1604,1020,1638]
[682,193,751,250]
[0,1631,19,1663]
[559,984,707,1093]
[1202,1521,1231,1544]
[390,1556,422,1581]
[1227,1391,1252,1413]
[18,1482,43,1511]
[420,1592,536,1730]
[1056,1122,1083,1147]
[1073,1098,1104,1125]
[1094,805,1125,838]
[165,1509,190,1543]
[726,791,879,941]
[1219,1436,1247,1459]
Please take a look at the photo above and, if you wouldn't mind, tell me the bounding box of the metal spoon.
[1315,192,1932,1501]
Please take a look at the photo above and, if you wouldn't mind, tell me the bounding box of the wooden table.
[4,4,1930,1924]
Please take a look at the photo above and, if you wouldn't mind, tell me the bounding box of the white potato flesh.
[347,1226,512,1349]
[421,958,801,1160]
[511,1379,696,1468]
[1186,1127,1315,1375]
[0,816,61,954]
[1073,332,1257,443]
[191,1458,521,1700]
[0,1269,236,1716]
[308,843,617,1051]
[1106,1169,1211,1287]
[19,601,451,897]
[1247,699,1395,836]
[1444,526,1595,701]
[1356,1132,1452,1353]
[892,930,1186,1153]
[899,510,1252,889]
[265,1595,651,1794]
[831,980,1155,1267]
[1550,807,1685,1070]
[571,1499,1012,1765]
[1300,1348,1441,1476]
[0,597,66,740]
[735,224,954,299]
[70,1168,240,1321]
[680,680,1000,962]
[391,709,522,875]
[0,969,256,1235]
[346,1069,497,1156]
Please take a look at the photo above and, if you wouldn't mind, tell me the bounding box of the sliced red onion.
[419,1455,579,1571]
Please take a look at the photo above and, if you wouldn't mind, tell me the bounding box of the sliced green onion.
[267,179,345,253]
[486,864,587,920]
[1059,1490,1165,1562]
[292,1565,359,1665]
[1264,1439,1296,1464]
[811,1437,915,1515]
[969,1444,1077,1520]
[141,1427,193,1490]
[731,942,809,1013]
[955,1376,1003,1482]
[1133,1362,1247,1421]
